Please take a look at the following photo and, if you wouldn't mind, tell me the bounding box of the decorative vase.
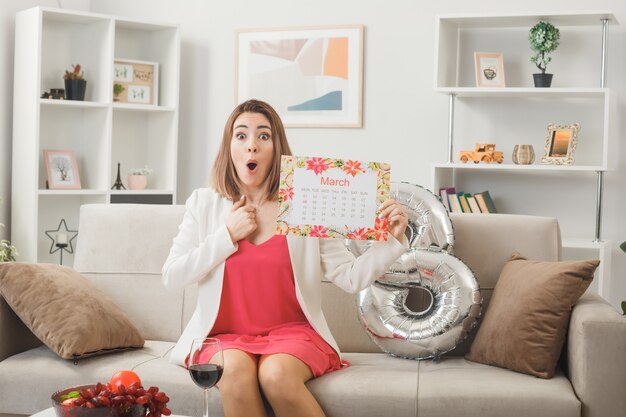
[127,174,147,190]
[512,144,535,165]
[533,73,553,88]
[64,79,87,100]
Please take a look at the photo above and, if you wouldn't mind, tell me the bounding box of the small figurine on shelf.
[111,163,126,190]
[63,64,87,100]
[459,143,504,164]
[41,88,65,99]
[128,166,153,190]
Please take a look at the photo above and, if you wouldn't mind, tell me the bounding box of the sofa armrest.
[567,292,626,417]
[0,295,41,362]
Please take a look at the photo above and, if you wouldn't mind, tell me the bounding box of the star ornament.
[45,219,78,255]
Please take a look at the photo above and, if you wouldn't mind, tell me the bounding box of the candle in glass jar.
[56,232,68,245]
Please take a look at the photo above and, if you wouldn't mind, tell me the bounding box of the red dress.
[207,234,343,378]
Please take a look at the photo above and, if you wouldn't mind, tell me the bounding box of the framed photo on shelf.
[541,123,580,165]
[236,25,364,127]
[474,52,505,87]
[43,150,81,189]
[113,59,159,105]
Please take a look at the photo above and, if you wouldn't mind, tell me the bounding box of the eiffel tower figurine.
[111,162,126,190]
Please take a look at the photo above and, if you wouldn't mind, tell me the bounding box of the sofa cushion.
[0,340,167,415]
[418,358,580,417]
[465,252,597,378]
[135,351,419,417]
[0,262,144,360]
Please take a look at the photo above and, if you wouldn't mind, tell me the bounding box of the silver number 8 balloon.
[348,182,482,361]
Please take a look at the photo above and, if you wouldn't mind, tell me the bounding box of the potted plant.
[63,64,87,100]
[113,83,125,102]
[529,21,560,87]
[1,198,18,262]
[128,166,153,190]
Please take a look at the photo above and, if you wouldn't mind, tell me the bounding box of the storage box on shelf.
[432,11,616,296]
[11,6,180,263]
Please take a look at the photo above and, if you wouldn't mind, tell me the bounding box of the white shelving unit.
[11,7,180,264]
[432,11,616,296]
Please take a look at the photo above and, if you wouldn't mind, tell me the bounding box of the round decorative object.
[359,249,481,360]
[353,182,481,361]
[127,175,147,190]
[512,144,535,165]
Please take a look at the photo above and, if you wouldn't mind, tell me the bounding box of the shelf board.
[433,162,606,172]
[435,87,607,98]
[38,189,108,196]
[437,11,617,28]
[40,100,177,112]
[116,18,179,32]
[40,99,109,109]
[112,103,176,112]
[110,189,174,195]
[562,237,609,250]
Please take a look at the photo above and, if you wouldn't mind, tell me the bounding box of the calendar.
[276,155,391,241]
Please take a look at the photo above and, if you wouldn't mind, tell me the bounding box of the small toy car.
[459,143,503,164]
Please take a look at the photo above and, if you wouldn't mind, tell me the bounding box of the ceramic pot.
[127,174,147,190]
[64,79,87,100]
[512,144,535,165]
[533,73,553,88]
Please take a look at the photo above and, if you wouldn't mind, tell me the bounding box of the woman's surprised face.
[230,112,275,190]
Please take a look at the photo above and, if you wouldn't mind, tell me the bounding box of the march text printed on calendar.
[276,155,391,240]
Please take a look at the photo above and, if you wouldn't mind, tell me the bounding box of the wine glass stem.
[203,388,210,417]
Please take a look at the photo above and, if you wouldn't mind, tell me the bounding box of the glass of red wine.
[188,338,224,417]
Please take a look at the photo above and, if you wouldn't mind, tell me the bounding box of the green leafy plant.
[0,239,17,262]
[529,21,560,74]
[113,83,125,97]
[0,198,18,262]
[63,64,84,80]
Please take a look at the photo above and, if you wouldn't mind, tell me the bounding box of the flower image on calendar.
[276,155,391,240]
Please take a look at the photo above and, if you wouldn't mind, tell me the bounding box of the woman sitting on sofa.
[162,99,408,417]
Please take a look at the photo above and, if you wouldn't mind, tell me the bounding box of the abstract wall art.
[236,25,364,127]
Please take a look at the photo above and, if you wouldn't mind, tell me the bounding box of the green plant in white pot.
[529,21,560,87]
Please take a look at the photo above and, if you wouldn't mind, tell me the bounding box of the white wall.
[2,0,625,309]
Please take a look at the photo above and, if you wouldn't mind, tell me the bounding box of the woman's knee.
[257,354,311,399]
[217,350,259,396]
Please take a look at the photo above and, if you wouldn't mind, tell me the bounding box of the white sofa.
[1,203,625,417]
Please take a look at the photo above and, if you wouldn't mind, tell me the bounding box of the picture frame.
[43,150,81,189]
[474,52,505,88]
[541,123,581,165]
[113,59,159,105]
[236,25,364,128]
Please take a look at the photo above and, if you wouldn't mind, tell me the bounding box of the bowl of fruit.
[51,371,171,417]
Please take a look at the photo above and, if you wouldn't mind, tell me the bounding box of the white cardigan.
[162,188,407,366]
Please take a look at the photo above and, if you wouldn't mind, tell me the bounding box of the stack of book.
[438,187,498,214]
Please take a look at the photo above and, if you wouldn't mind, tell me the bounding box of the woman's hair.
[211,99,292,201]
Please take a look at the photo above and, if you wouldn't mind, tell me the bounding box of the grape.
[60,380,172,417]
